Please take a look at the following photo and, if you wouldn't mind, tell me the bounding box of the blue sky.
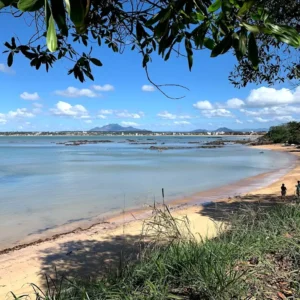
[0,13,299,131]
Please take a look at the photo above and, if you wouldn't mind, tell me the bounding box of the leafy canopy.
[266,121,300,144]
[1,0,300,87]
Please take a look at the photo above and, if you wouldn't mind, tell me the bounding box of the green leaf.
[145,8,169,26]
[90,58,102,66]
[185,38,193,70]
[64,0,70,15]
[45,0,51,29]
[248,32,259,69]
[237,0,255,17]
[239,29,247,55]
[46,14,57,52]
[196,11,206,21]
[188,53,193,71]
[208,0,221,13]
[160,8,171,23]
[69,0,86,32]
[136,22,144,41]
[7,52,13,67]
[241,22,261,33]
[0,0,15,9]
[203,38,215,50]
[211,34,233,57]
[18,0,43,11]
[50,0,68,36]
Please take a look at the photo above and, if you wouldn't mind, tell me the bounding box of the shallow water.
[0,136,294,248]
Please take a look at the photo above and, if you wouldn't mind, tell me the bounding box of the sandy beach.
[0,144,299,299]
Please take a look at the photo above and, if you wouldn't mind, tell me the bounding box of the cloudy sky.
[0,14,298,131]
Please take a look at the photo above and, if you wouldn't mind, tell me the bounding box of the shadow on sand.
[38,194,298,290]
[39,233,143,287]
[198,193,297,222]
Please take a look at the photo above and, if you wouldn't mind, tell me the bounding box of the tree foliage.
[1,0,300,88]
[229,0,300,88]
[266,121,300,144]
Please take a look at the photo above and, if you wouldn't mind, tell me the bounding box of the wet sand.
[0,144,299,299]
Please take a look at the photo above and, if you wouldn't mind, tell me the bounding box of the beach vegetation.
[12,202,300,299]
[266,121,300,144]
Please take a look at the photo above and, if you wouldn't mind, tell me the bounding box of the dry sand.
[0,144,299,299]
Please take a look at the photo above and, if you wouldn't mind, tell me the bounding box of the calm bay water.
[0,136,294,248]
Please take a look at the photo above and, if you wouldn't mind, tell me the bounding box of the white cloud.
[273,116,294,122]
[7,108,35,118]
[227,98,245,109]
[241,106,300,117]
[20,92,40,101]
[193,101,214,110]
[97,109,144,119]
[157,111,192,120]
[178,115,192,119]
[246,87,300,107]
[121,121,140,127]
[84,120,93,124]
[157,111,176,120]
[115,110,144,119]
[142,85,155,92]
[174,121,191,125]
[247,120,253,123]
[208,122,213,126]
[55,87,98,98]
[99,109,113,115]
[0,113,7,124]
[0,63,14,74]
[97,114,107,119]
[254,117,270,123]
[202,109,234,118]
[235,119,243,124]
[92,84,114,92]
[50,101,89,118]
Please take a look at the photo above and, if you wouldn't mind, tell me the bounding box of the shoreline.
[0,144,299,298]
[0,145,295,253]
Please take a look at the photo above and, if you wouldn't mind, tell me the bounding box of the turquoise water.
[0,136,294,248]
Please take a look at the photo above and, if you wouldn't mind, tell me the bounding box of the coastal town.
[0,129,266,137]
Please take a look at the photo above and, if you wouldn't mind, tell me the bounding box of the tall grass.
[11,204,300,300]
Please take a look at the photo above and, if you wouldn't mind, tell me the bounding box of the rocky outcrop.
[56,140,113,146]
[149,145,223,151]
[204,140,225,146]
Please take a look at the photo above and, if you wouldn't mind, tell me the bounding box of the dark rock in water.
[204,140,225,146]
[149,145,223,151]
[57,140,113,146]
[130,142,157,145]
[188,141,201,144]
[260,151,264,154]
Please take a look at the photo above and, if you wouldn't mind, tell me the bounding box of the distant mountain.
[192,127,268,133]
[214,127,235,133]
[89,123,151,132]
[192,129,208,133]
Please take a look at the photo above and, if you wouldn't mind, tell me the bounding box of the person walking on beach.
[281,184,287,200]
[296,181,300,198]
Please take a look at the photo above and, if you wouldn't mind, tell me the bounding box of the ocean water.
[0,136,294,248]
